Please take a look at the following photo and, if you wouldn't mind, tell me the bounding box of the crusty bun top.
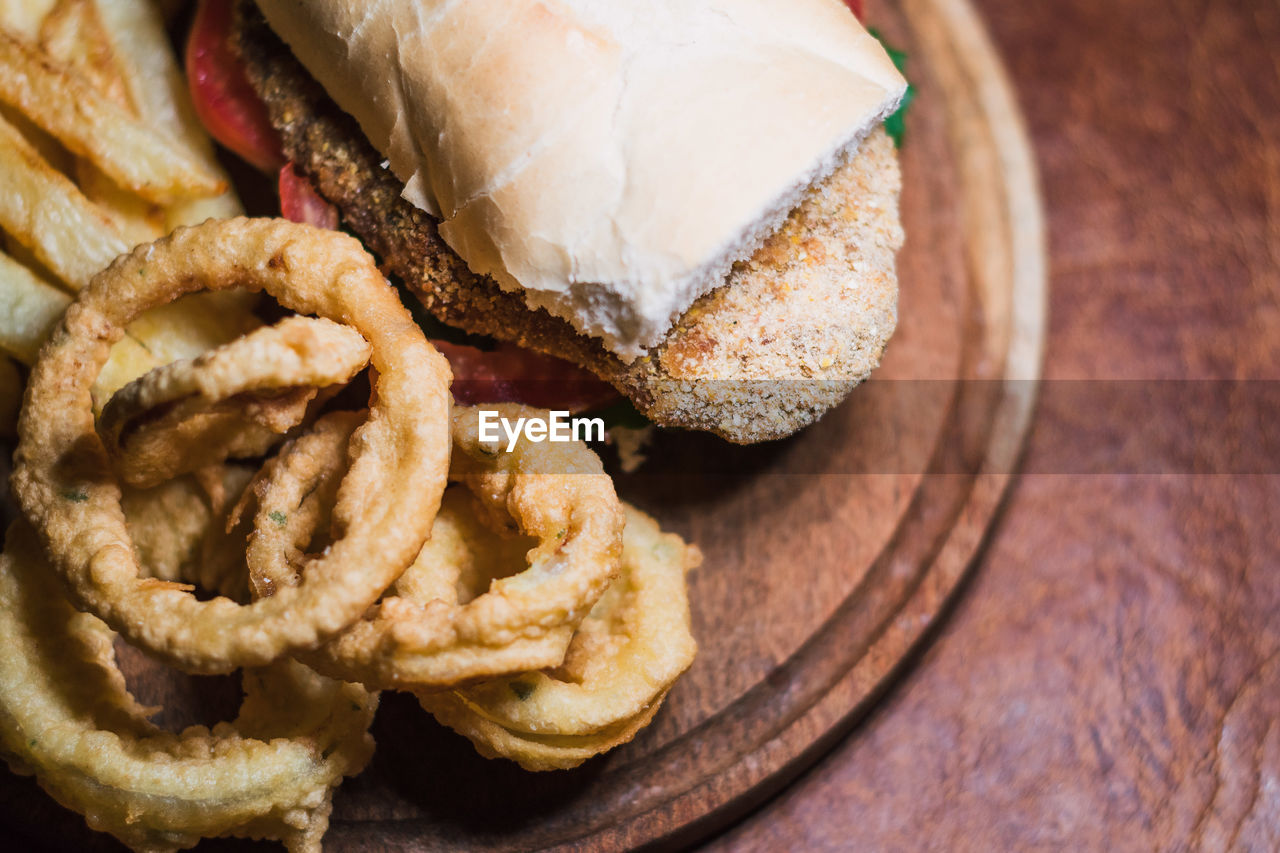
[255,0,906,360]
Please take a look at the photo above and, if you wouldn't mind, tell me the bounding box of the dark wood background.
[703,0,1280,849]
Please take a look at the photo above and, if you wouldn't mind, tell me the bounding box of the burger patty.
[233,1,903,443]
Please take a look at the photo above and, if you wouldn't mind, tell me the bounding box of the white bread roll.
[255,0,907,360]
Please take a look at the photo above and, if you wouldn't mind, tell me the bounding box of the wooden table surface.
[701,0,1280,849]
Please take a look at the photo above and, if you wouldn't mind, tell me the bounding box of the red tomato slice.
[844,0,865,20]
[187,0,284,172]
[279,163,339,230]
[433,341,619,414]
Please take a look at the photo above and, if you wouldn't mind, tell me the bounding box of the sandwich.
[213,0,907,443]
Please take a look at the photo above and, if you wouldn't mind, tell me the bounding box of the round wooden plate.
[326,0,1047,848]
[0,0,1045,850]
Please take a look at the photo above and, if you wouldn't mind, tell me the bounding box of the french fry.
[0,246,166,410]
[126,293,261,366]
[0,0,57,41]
[0,252,250,409]
[0,0,256,413]
[93,0,206,155]
[91,330,162,410]
[39,0,130,108]
[0,247,68,364]
[0,354,20,437]
[1,156,201,355]
[92,0,243,226]
[37,0,170,245]
[0,29,226,204]
[0,102,73,176]
[91,295,262,412]
[1,109,254,385]
[2,239,254,366]
[165,185,245,230]
[77,158,165,246]
[0,111,127,289]
[2,230,59,282]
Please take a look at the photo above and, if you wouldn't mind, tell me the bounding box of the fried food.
[0,118,255,408]
[242,403,625,690]
[93,0,245,228]
[0,247,256,417]
[123,464,254,585]
[41,0,133,108]
[0,0,55,41]
[39,0,168,244]
[98,315,372,488]
[235,409,360,599]
[0,522,377,853]
[418,505,699,770]
[0,29,226,204]
[423,687,668,774]
[12,218,452,673]
[0,13,708,851]
[0,110,128,289]
[0,247,67,364]
[0,0,254,412]
[40,0,132,109]
[102,294,263,394]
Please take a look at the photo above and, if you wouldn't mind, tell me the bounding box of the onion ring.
[236,409,364,600]
[313,486,584,688]
[122,464,255,586]
[306,403,624,688]
[417,505,698,770]
[12,218,452,673]
[0,522,378,852]
[421,687,668,773]
[98,314,372,488]
[244,404,625,690]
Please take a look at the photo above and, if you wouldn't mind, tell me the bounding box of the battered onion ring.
[0,523,377,852]
[422,687,669,774]
[417,505,699,771]
[245,404,625,690]
[122,464,255,586]
[98,315,372,488]
[12,218,452,673]
[237,410,365,600]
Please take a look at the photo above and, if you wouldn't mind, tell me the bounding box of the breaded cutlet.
[234,3,902,443]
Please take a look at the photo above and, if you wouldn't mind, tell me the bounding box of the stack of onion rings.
[240,403,626,690]
[0,523,377,853]
[3,215,700,850]
[417,505,699,770]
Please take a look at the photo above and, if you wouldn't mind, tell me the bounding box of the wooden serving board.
[0,0,1045,850]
